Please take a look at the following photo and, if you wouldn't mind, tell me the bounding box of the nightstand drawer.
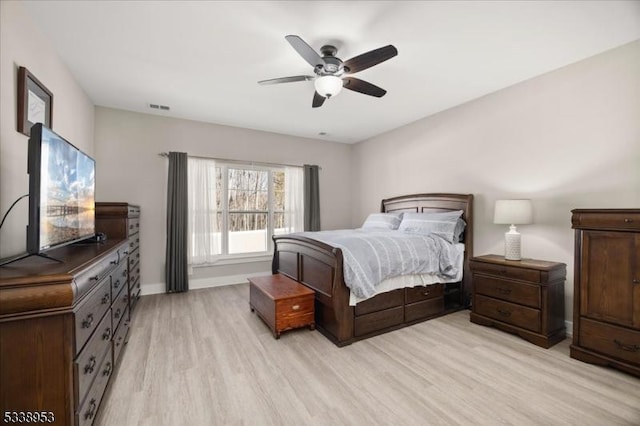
[475,276,540,308]
[475,295,541,333]
[579,318,640,365]
[471,262,541,283]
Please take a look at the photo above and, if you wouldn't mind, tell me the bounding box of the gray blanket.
[293,229,462,299]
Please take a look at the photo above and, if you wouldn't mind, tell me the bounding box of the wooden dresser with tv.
[0,240,132,425]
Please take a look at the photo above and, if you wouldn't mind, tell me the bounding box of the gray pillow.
[398,210,465,243]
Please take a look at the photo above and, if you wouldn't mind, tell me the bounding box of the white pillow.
[398,211,465,243]
[361,213,403,230]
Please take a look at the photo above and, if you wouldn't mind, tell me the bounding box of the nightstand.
[469,254,566,348]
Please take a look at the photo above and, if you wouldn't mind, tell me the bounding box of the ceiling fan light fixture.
[314,75,343,98]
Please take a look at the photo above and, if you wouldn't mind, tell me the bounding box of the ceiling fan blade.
[285,35,326,68]
[258,75,314,85]
[342,77,387,98]
[312,91,326,108]
[343,45,398,74]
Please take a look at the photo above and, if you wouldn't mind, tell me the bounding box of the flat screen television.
[27,123,96,254]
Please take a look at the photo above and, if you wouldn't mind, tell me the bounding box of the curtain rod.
[158,152,319,170]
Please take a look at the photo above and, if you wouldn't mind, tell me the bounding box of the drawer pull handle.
[89,275,100,281]
[499,269,507,274]
[614,339,640,352]
[110,260,117,265]
[633,279,640,284]
[102,362,113,377]
[81,314,94,329]
[292,304,300,311]
[101,294,110,304]
[114,279,120,289]
[496,287,512,295]
[84,399,97,420]
[114,308,122,319]
[123,269,128,277]
[624,218,633,223]
[123,250,129,255]
[103,327,111,340]
[497,308,511,317]
[84,356,96,374]
[422,291,431,296]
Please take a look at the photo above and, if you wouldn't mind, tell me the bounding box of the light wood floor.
[95,284,640,426]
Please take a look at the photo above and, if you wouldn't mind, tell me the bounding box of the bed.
[272,193,474,346]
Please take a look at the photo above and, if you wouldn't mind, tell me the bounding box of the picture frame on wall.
[17,66,53,137]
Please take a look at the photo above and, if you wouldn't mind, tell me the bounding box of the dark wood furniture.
[272,193,473,346]
[469,254,566,348]
[249,274,315,338]
[571,209,640,377]
[0,240,131,425]
[96,203,141,315]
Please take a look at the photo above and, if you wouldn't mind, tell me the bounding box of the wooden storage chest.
[249,274,315,338]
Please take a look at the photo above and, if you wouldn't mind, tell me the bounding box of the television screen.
[27,124,95,253]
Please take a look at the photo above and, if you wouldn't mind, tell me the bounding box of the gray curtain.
[303,164,321,231]
[165,152,189,293]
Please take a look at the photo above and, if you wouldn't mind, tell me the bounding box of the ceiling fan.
[258,35,398,108]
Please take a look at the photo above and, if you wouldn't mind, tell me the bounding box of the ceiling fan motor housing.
[318,56,343,75]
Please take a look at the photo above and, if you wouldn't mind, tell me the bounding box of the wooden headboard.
[381,193,474,306]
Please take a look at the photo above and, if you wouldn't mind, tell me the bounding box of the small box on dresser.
[571,209,640,378]
[470,254,566,348]
[96,202,141,316]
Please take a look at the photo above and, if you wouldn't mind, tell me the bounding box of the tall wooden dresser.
[96,203,141,315]
[0,240,131,425]
[571,209,640,377]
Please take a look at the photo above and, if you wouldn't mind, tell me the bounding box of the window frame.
[217,162,285,259]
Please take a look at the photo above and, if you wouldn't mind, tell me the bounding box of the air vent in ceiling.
[148,103,170,111]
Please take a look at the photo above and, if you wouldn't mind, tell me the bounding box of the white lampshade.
[494,199,533,261]
[494,199,533,225]
[314,75,343,98]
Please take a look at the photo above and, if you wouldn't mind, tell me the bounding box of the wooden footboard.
[272,236,354,345]
[272,193,474,347]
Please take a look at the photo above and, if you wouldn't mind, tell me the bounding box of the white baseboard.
[565,320,573,338]
[140,270,271,296]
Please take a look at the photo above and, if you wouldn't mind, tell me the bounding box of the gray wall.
[351,40,640,321]
[94,107,352,293]
[0,1,95,258]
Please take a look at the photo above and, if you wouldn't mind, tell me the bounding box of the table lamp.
[494,199,533,261]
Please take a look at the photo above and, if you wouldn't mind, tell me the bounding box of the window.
[188,158,303,265]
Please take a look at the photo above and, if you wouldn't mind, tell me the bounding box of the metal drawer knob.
[84,399,97,420]
[103,328,111,340]
[102,362,113,377]
[292,304,300,311]
[81,313,94,329]
[633,279,639,284]
[624,218,633,223]
[497,308,511,317]
[84,356,96,374]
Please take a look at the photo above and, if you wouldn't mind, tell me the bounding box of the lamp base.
[504,225,522,261]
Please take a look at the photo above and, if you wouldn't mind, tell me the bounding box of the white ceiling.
[23,1,640,144]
